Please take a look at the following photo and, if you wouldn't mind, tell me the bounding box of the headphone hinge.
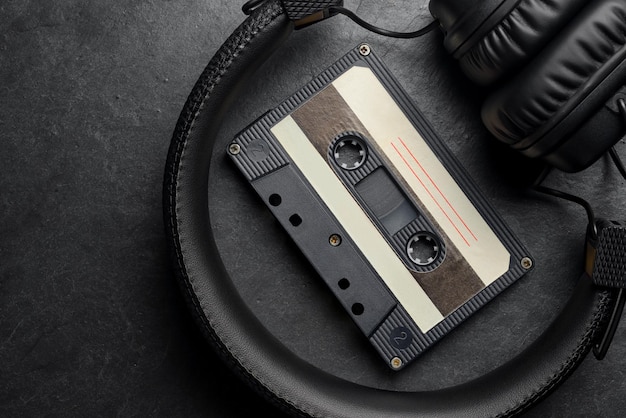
[280,0,344,29]
[585,219,626,360]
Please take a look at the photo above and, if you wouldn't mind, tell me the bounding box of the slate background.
[1,1,625,417]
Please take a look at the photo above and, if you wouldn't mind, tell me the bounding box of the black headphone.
[163,1,626,416]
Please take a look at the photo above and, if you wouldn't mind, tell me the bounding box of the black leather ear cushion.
[458,0,589,86]
[429,0,506,54]
[482,0,626,165]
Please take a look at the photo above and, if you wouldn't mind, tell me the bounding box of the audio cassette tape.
[227,44,533,371]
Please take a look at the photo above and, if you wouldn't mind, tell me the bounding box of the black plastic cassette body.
[228,45,533,371]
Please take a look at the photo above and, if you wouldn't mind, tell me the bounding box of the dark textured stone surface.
[1,1,624,417]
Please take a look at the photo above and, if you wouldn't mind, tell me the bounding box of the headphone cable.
[242,1,439,39]
[610,147,626,181]
[611,98,626,181]
[242,0,266,14]
[328,6,439,39]
[531,166,598,239]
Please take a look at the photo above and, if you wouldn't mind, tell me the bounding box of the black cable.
[530,166,597,239]
[329,6,439,39]
[242,0,266,15]
[610,147,626,181]
[533,185,597,235]
[612,98,626,181]
[532,165,554,189]
[242,1,439,39]
[618,97,626,119]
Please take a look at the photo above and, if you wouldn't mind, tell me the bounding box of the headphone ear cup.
[482,0,626,172]
[430,0,589,86]
[458,0,589,86]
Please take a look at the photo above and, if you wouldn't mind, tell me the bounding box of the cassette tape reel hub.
[332,132,368,170]
[407,232,442,267]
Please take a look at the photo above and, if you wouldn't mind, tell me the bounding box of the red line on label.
[391,142,470,247]
[398,137,478,242]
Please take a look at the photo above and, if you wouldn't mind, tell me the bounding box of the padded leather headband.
[163,1,617,416]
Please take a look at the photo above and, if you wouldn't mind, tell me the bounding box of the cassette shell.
[227,44,533,371]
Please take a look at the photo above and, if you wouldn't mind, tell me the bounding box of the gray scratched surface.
[1,1,625,417]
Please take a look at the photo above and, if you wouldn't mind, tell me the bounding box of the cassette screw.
[329,234,342,247]
[391,357,403,370]
[359,44,371,57]
[521,257,533,270]
[228,143,241,155]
